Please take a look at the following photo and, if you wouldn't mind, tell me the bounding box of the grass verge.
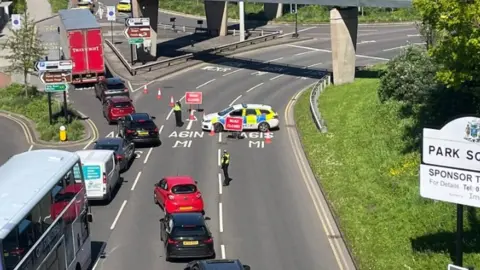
[294,74,480,268]
[48,0,69,13]
[0,84,85,142]
[159,1,419,23]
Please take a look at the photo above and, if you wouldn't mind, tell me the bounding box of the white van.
[75,150,121,202]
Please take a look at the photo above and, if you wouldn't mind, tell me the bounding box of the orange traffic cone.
[169,96,175,107]
[265,130,272,144]
[157,88,162,100]
[143,85,148,94]
[189,110,195,120]
[209,126,215,136]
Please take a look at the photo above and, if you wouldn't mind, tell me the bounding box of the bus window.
[2,228,21,270]
[73,162,83,184]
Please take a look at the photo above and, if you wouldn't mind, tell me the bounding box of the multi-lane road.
[4,19,421,270]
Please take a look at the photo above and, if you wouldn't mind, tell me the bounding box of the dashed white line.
[287,44,390,61]
[298,26,317,33]
[221,244,226,259]
[229,95,242,106]
[264,57,283,63]
[246,83,264,93]
[383,45,408,52]
[28,145,33,151]
[196,79,216,89]
[131,171,142,191]
[217,149,221,167]
[186,118,194,130]
[166,95,186,120]
[110,200,127,230]
[407,34,421,37]
[307,63,323,68]
[218,173,222,195]
[270,74,284,80]
[144,147,153,164]
[158,124,164,134]
[218,132,222,143]
[219,202,224,232]
[358,40,376,44]
[223,69,243,77]
[294,51,313,56]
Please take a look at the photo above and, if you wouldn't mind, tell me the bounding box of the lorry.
[58,9,105,86]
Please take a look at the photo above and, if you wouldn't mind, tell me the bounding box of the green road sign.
[45,83,68,92]
[129,38,144,44]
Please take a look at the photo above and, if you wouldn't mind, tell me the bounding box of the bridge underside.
[206,0,411,8]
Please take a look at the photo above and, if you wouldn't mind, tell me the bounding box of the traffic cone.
[157,88,162,100]
[143,85,148,94]
[209,126,215,136]
[169,96,174,107]
[265,130,272,144]
[189,110,195,120]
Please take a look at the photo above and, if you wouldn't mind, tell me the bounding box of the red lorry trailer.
[58,9,105,85]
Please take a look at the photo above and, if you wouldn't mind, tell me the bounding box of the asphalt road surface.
[64,23,419,270]
[0,118,31,164]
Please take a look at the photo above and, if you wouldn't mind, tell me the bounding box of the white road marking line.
[223,69,243,77]
[166,95,186,120]
[131,172,142,191]
[144,147,153,164]
[246,83,263,93]
[196,79,216,89]
[307,63,323,67]
[287,44,390,61]
[358,40,376,44]
[186,118,194,130]
[294,51,313,56]
[28,145,33,151]
[264,57,283,63]
[229,95,242,106]
[298,26,317,33]
[407,34,421,37]
[219,202,224,232]
[218,173,222,195]
[218,132,222,143]
[110,200,127,230]
[127,80,133,92]
[221,245,226,259]
[383,45,408,52]
[270,74,284,80]
[217,149,221,166]
[159,125,164,134]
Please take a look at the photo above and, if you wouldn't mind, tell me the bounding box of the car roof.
[95,137,124,145]
[129,113,151,121]
[165,176,195,185]
[170,212,205,226]
[109,96,131,102]
[231,103,273,111]
[198,259,244,269]
[106,77,124,85]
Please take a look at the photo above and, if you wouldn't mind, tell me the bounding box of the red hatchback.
[103,96,135,124]
[154,176,205,214]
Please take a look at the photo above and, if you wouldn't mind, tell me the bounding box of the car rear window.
[107,83,126,90]
[131,121,156,129]
[94,144,119,151]
[171,184,197,194]
[171,226,207,237]
[113,102,131,108]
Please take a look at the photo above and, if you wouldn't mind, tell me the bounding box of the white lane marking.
[221,245,226,259]
[358,40,376,44]
[307,63,323,67]
[110,200,127,230]
[223,69,243,77]
[294,51,313,56]
[270,74,284,80]
[196,79,216,89]
[28,145,33,151]
[407,34,421,37]
[159,125,164,134]
[127,80,133,92]
[383,45,408,52]
[186,109,196,130]
[219,202,224,232]
[144,147,153,164]
[298,26,317,33]
[287,44,390,61]
[166,95,186,120]
[217,149,221,166]
[131,171,142,191]
[218,173,222,195]
[264,57,283,63]
[229,95,242,106]
[186,118,194,130]
[246,83,263,93]
[218,132,222,143]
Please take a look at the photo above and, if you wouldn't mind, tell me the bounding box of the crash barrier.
[309,75,331,133]
[157,23,278,37]
[105,31,281,76]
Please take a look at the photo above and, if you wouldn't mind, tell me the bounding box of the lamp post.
[292,4,298,38]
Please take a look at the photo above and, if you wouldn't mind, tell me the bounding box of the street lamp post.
[292,4,298,38]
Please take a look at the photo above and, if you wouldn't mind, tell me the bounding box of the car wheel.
[258,122,270,132]
[213,123,223,133]
[106,187,112,203]
[165,250,171,262]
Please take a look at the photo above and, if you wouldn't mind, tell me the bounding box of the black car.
[185,259,251,270]
[117,113,160,145]
[160,212,215,261]
[95,77,130,103]
[93,137,136,171]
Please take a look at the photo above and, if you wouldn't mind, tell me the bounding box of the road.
[0,117,32,164]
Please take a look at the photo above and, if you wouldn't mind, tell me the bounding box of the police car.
[202,103,279,133]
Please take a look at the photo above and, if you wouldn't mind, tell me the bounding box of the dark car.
[185,259,251,270]
[102,96,136,124]
[117,113,160,145]
[160,212,215,261]
[93,137,136,171]
[95,77,130,103]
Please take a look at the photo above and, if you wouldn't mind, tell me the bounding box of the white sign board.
[106,6,116,21]
[126,17,150,27]
[11,14,21,30]
[35,60,73,72]
[448,264,469,270]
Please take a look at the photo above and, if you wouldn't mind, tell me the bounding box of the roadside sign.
[40,71,72,84]
[185,92,202,105]
[124,26,151,39]
[106,6,116,21]
[35,60,73,72]
[448,264,469,270]
[126,17,150,27]
[11,14,21,30]
[45,83,68,92]
[128,38,144,44]
[224,117,243,131]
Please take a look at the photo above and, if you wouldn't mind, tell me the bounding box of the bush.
[12,0,26,13]
[0,84,85,141]
[48,0,69,13]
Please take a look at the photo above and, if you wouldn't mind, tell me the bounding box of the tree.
[413,0,480,88]
[2,11,45,98]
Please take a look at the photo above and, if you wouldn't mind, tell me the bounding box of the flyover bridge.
[132,0,412,84]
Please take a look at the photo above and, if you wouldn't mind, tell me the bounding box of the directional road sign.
[128,38,144,44]
[40,71,72,84]
[45,83,68,92]
[107,6,116,21]
[126,17,150,27]
[35,60,73,72]
[11,14,21,30]
[124,26,151,39]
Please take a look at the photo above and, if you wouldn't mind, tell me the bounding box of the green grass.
[48,0,68,13]
[294,77,480,269]
[0,84,85,142]
[159,1,419,23]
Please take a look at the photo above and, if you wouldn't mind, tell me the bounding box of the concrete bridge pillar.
[204,1,228,36]
[132,0,158,59]
[264,3,283,20]
[330,7,358,85]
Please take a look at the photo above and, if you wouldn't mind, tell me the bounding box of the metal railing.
[105,30,282,76]
[309,75,331,133]
[156,22,278,37]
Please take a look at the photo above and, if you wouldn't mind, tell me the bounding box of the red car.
[102,96,135,124]
[154,176,204,214]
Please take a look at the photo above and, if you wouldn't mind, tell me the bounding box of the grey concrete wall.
[132,0,158,60]
[204,1,227,36]
[263,3,283,20]
[330,7,358,85]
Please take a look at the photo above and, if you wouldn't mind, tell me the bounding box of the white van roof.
[76,150,115,163]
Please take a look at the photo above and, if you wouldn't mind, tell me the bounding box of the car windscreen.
[171,184,197,194]
[95,144,119,151]
[131,121,156,129]
[218,107,233,116]
[171,226,207,238]
[107,83,126,90]
[113,102,131,108]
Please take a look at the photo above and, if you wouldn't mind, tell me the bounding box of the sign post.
[106,6,116,43]
[125,18,151,65]
[11,14,21,30]
[420,116,480,268]
[224,116,243,139]
[185,91,203,112]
